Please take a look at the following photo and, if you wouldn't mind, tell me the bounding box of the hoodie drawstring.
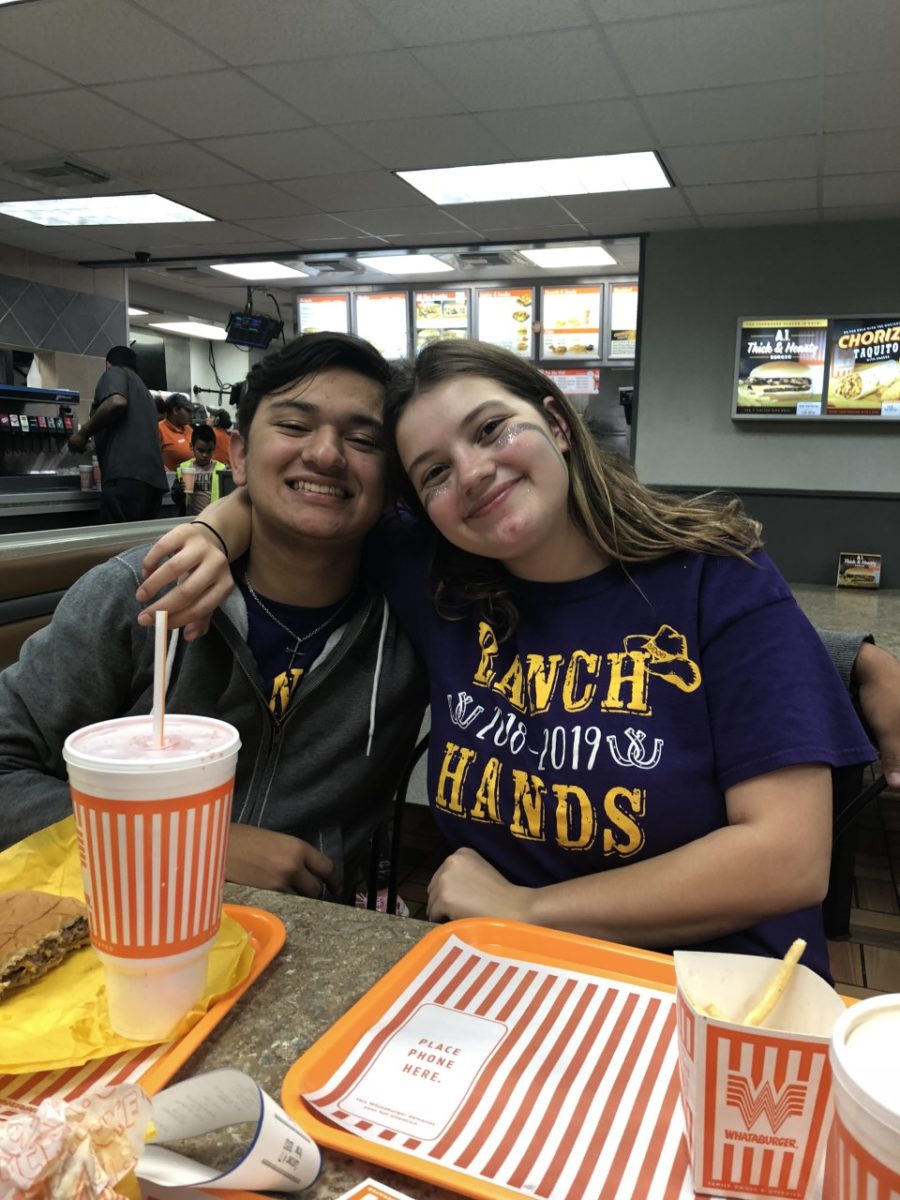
[366,597,389,756]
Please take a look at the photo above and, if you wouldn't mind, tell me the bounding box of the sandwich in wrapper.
[0,889,90,997]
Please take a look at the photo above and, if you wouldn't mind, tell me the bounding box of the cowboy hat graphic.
[624,624,702,692]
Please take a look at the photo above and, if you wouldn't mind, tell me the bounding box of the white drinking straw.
[152,608,168,747]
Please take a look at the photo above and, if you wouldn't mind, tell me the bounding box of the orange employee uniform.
[158,419,193,471]
[212,426,231,467]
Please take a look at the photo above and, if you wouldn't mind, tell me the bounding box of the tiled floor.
[392,582,900,998]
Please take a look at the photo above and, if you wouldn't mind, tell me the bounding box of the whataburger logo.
[726,1076,808,1133]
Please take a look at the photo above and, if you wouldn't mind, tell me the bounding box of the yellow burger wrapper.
[0,815,253,1074]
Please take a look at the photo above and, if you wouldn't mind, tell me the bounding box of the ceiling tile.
[234,214,368,241]
[685,178,817,214]
[380,231,486,247]
[462,222,587,242]
[0,46,71,96]
[277,172,424,212]
[332,206,477,237]
[665,135,817,185]
[165,184,313,221]
[605,1,818,93]
[823,73,900,134]
[197,128,379,179]
[444,198,582,232]
[824,130,900,175]
[479,100,652,159]
[132,0,397,65]
[415,29,626,110]
[698,209,820,228]
[80,221,269,252]
[0,90,171,152]
[96,72,310,140]
[823,0,900,75]
[642,79,818,146]
[330,115,511,170]
[0,0,220,83]
[357,0,589,45]
[591,0,779,16]
[823,172,900,208]
[559,188,691,223]
[0,127,59,163]
[86,142,254,189]
[246,51,461,125]
[823,202,900,222]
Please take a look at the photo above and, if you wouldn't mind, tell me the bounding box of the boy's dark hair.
[106,345,138,371]
[191,424,216,447]
[236,332,391,439]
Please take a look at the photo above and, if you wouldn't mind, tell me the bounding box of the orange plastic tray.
[281,918,679,1200]
[1,903,285,1200]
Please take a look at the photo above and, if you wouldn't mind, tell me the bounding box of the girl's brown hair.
[385,340,762,635]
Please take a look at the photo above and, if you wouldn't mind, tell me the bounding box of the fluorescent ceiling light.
[0,193,213,227]
[356,253,453,275]
[149,320,227,341]
[127,307,148,317]
[519,246,617,269]
[209,261,309,281]
[397,151,669,205]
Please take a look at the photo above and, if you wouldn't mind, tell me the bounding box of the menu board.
[476,287,534,357]
[354,292,409,361]
[543,368,600,396]
[734,319,828,416]
[608,283,639,360]
[297,293,349,335]
[540,286,602,360]
[414,290,469,350]
[825,317,900,417]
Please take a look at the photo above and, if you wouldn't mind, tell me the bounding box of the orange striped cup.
[825,995,900,1200]
[64,714,240,1041]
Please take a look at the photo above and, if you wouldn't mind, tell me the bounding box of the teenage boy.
[0,333,428,899]
[174,424,228,515]
[68,345,168,523]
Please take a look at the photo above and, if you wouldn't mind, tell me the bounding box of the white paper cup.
[78,463,94,490]
[63,714,240,1042]
[826,994,900,1199]
[181,465,196,493]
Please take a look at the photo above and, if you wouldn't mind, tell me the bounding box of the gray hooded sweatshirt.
[0,545,428,898]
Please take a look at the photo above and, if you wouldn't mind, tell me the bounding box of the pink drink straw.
[152,609,167,747]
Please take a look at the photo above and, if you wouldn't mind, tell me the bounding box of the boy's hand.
[225,824,336,897]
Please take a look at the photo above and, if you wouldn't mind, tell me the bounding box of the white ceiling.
[0,0,898,320]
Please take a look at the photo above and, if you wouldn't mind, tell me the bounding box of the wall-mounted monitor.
[540,285,602,361]
[475,287,534,357]
[414,289,469,350]
[733,315,900,421]
[354,292,409,361]
[297,293,349,335]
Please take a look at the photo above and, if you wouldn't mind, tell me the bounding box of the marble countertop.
[173,884,458,1200]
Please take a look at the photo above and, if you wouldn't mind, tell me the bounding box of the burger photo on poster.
[744,360,816,397]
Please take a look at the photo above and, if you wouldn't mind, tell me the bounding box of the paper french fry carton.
[674,950,847,1200]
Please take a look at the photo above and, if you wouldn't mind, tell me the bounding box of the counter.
[175,885,457,1199]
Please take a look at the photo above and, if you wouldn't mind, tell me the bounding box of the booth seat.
[0,519,185,668]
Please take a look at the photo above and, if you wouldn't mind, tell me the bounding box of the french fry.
[681,985,728,1022]
[742,938,806,1027]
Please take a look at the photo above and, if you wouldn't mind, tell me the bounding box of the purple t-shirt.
[372,517,874,979]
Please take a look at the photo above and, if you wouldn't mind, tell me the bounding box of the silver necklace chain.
[243,574,355,652]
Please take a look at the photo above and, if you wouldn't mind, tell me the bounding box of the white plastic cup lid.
[64,714,240,773]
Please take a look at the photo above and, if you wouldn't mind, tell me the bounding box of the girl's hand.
[426,847,531,923]
[135,523,234,639]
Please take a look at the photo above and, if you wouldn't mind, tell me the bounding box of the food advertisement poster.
[297,293,349,335]
[836,552,882,589]
[825,317,900,416]
[355,292,409,361]
[414,290,469,350]
[540,285,602,360]
[543,368,600,396]
[608,283,638,360]
[734,318,827,415]
[476,287,534,357]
